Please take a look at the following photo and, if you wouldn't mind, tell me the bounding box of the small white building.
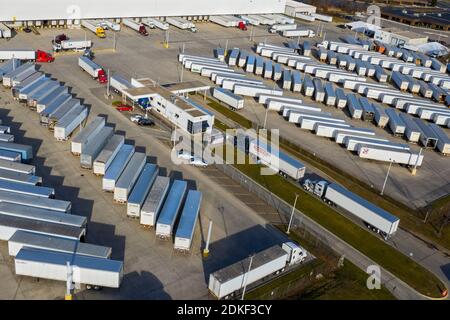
[124,78,214,135]
[284,0,316,16]
[374,28,428,47]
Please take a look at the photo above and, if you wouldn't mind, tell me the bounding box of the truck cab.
[190,27,198,33]
[313,180,328,197]
[238,21,247,31]
[96,27,106,38]
[139,26,149,36]
[282,242,307,266]
[36,50,54,63]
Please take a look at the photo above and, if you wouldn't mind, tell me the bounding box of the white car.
[130,114,143,123]
[190,157,208,167]
[177,150,192,160]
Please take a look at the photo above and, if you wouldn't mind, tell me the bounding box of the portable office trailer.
[0,169,41,186]
[292,71,302,93]
[126,164,158,217]
[282,69,292,90]
[0,150,21,162]
[80,127,114,169]
[8,231,110,258]
[347,94,363,119]
[324,83,336,106]
[71,116,105,155]
[0,202,85,229]
[357,145,423,166]
[374,65,388,82]
[412,118,438,149]
[385,108,406,136]
[0,159,34,174]
[35,86,69,114]
[398,113,421,143]
[0,142,32,162]
[344,136,409,152]
[429,124,450,155]
[14,248,123,288]
[113,152,146,203]
[313,79,325,103]
[227,49,239,66]
[213,87,244,110]
[93,135,125,175]
[0,190,70,213]
[335,88,347,108]
[102,144,135,192]
[174,190,202,251]
[54,106,88,141]
[0,215,84,241]
[140,176,170,227]
[155,180,187,239]
[302,75,314,97]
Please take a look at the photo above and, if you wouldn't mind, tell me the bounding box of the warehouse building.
[123,78,214,135]
[0,0,288,25]
[284,0,317,16]
[374,28,429,47]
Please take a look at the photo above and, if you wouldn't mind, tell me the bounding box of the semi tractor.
[81,20,106,38]
[78,56,107,83]
[208,242,307,299]
[302,180,399,239]
[52,40,92,52]
[122,18,148,36]
[0,50,54,63]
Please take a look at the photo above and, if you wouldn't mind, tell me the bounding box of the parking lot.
[0,19,448,298]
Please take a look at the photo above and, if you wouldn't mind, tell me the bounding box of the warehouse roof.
[212,245,287,283]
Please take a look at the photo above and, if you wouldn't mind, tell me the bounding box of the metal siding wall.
[1,0,286,21]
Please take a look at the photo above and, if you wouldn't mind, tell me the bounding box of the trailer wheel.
[86,284,93,290]
[93,286,102,291]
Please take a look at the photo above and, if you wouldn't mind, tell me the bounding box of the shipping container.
[385,108,406,136]
[102,144,135,192]
[14,248,123,288]
[54,106,88,141]
[113,152,146,203]
[71,116,105,155]
[0,214,84,241]
[140,176,170,227]
[0,142,32,162]
[155,180,187,239]
[93,135,125,176]
[358,145,423,166]
[373,104,389,128]
[213,87,244,110]
[174,190,202,251]
[80,127,114,169]
[126,164,158,217]
[8,230,110,258]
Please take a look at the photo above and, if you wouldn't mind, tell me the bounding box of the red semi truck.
[0,49,54,63]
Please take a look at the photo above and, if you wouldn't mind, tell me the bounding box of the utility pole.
[411,147,423,175]
[250,25,254,41]
[224,39,229,56]
[380,160,393,195]
[65,262,73,300]
[113,32,117,51]
[106,69,110,97]
[287,194,299,234]
[203,220,213,257]
[241,255,254,300]
[182,42,185,53]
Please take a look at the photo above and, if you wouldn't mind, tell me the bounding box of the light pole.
[263,107,269,130]
[250,25,254,41]
[287,194,299,234]
[241,255,254,300]
[411,147,423,175]
[380,160,393,195]
[203,220,213,257]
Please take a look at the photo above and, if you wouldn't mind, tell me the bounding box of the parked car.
[190,157,208,167]
[137,118,154,126]
[23,27,32,33]
[115,104,133,112]
[130,114,143,123]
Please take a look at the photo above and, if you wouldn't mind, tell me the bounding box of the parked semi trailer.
[78,56,108,83]
[166,17,197,33]
[113,152,146,203]
[71,116,105,155]
[208,242,306,299]
[54,106,88,141]
[126,164,158,217]
[102,144,135,192]
[303,181,399,239]
[0,50,54,63]
[174,190,202,252]
[122,18,148,36]
[93,135,125,175]
[140,176,170,227]
[81,20,105,38]
[14,247,123,289]
[213,87,244,110]
[0,159,35,174]
[52,40,92,52]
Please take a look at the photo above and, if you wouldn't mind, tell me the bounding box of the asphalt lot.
[0,20,448,298]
